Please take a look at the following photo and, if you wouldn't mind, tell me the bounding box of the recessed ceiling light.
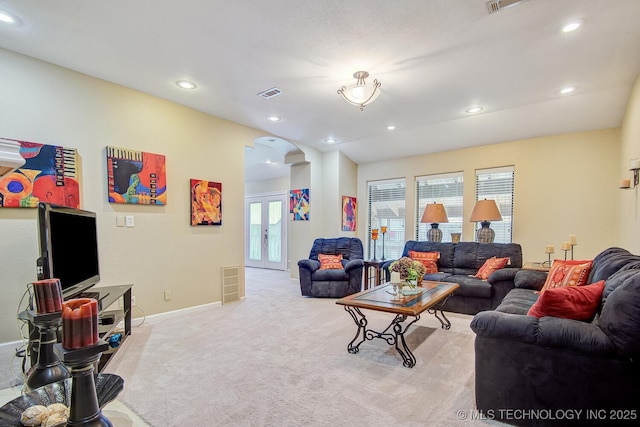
[465,106,484,114]
[267,116,281,122]
[175,80,197,90]
[386,125,396,131]
[324,137,338,144]
[264,160,272,164]
[0,10,21,25]
[559,86,578,95]
[562,20,583,33]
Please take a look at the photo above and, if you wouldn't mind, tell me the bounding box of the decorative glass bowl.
[0,373,123,426]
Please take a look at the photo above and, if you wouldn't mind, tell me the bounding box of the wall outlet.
[164,290,172,301]
[132,296,137,306]
[125,215,135,227]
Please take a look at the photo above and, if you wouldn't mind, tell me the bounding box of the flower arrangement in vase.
[389,257,426,295]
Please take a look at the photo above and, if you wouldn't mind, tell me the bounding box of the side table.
[363,260,383,290]
[523,262,551,272]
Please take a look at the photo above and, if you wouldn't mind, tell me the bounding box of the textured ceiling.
[1,0,639,181]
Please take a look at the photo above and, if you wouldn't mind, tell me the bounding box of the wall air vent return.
[221,265,240,304]
[486,0,526,14]
[257,87,282,99]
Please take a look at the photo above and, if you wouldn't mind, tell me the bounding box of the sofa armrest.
[514,269,547,291]
[471,311,615,355]
[487,267,519,284]
[298,259,320,272]
[344,259,364,273]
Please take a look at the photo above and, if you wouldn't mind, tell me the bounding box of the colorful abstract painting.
[106,146,167,205]
[0,139,79,208]
[342,196,357,231]
[290,188,309,221]
[190,179,222,226]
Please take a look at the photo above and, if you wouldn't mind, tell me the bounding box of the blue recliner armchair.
[298,237,364,297]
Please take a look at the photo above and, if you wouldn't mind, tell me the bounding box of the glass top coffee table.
[335,281,459,368]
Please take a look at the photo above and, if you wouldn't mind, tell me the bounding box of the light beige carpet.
[106,268,504,427]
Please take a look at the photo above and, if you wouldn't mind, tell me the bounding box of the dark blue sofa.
[382,241,523,315]
[298,237,364,298]
[471,247,640,426]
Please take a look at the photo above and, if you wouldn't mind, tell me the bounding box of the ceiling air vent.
[486,0,526,14]
[257,87,282,99]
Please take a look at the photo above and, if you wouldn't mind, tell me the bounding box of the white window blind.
[416,172,463,241]
[367,178,405,260]
[475,166,514,243]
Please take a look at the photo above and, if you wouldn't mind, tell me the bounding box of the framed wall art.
[290,188,309,221]
[342,196,356,231]
[0,139,79,208]
[190,179,222,226]
[106,146,167,205]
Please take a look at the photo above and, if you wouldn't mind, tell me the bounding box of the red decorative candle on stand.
[33,279,63,314]
[62,298,99,350]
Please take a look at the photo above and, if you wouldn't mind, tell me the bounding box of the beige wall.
[619,74,640,253]
[0,49,265,342]
[245,176,289,195]
[357,128,621,263]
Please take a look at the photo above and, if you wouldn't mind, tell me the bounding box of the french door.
[245,193,287,270]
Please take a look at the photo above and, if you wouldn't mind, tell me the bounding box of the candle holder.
[55,340,113,427]
[542,245,554,267]
[371,229,379,261]
[380,226,387,261]
[23,310,70,391]
[562,248,569,261]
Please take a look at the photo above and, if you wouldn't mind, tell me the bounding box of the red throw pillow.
[474,256,509,280]
[540,259,593,292]
[527,280,605,321]
[408,250,440,274]
[318,253,343,270]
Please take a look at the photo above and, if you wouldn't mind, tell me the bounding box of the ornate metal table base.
[343,296,452,368]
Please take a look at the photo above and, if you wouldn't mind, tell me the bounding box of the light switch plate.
[116,216,125,227]
[125,215,135,227]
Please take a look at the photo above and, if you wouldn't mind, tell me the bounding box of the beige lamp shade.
[469,199,502,222]
[420,202,449,224]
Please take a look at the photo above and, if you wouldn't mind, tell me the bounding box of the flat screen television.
[37,202,100,299]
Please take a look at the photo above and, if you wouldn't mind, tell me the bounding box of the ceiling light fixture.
[559,86,578,95]
[0,10,20,25]
[324,137,338,144]
[175,80,197,90]
[337,71,381,111]
[465,106,484,114]
[267,116,281,122]
[386,125,396,131]
[562,20,583,33]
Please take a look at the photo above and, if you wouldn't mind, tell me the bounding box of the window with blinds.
[475,166,514,243]
[415,172,463,241]
[367,178,405,260]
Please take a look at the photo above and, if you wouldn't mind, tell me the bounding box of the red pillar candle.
[62,298,99,349]
[32,279,63,314]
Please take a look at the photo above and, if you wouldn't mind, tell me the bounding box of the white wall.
[619,74,640,253]
[0,48,265,342]
[357,128,621,263]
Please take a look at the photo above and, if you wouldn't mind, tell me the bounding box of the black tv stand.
[24,284,132,373]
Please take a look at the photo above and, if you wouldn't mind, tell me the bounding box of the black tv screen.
[37,202,100,298]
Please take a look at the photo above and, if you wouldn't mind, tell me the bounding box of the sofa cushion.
[527,280,604,321]
[540,259,592,292]
[495,288,539,314]
[402,241,455,273]
[312,268,349,281]
[598,273,640,357]
[408,250,439,274]
[318,253,343,270]
[475,256,509,280]
[442,275,492,298]
[453,242,522,275]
